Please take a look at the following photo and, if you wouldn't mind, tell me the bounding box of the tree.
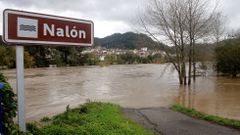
[140,0,220,85]
[184,0,219,83]
[0,46,15,68]
[58,47,74,65]
[104,54,116,65]
[26,46,49,67]
[24,51,35,68]
[68,48,81,66]
[215,39,240,77]
[81,53,99,65]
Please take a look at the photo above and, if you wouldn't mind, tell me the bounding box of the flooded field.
[2,64,240,121]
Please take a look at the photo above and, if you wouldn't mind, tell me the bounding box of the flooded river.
[2,64,240,121]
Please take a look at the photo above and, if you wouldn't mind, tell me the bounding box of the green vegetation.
[95,32,168,50]
[102,53,164,65]
[0,46,16,68]
[27,102,153,135]
[40,117,51,122]
[80,52,100,66]
[0,45,35,68]
[0,33,167,69]
[0,73,19,134]
[171,104,240,129]
[215,39,240,77]
[25,46,85,67]
[0,46,164,68]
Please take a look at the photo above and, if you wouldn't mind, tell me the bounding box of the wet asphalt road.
[123,107,240,135]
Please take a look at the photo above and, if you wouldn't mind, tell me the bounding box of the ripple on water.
[2,64,240,121]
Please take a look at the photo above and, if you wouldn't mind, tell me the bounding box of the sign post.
[2,9,94,133]
[16,45,26,132]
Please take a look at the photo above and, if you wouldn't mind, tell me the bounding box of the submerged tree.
[140,0,222,85]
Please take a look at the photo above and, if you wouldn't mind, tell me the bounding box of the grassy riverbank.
[171,104,240,129]
[27,102,153,135]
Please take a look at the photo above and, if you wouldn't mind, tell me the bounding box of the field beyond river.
[2,64,240,121]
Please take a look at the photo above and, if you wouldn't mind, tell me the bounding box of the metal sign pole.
[16,45,26,132]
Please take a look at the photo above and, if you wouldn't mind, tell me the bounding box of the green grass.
[40,117,51,122]
[171,104,240,129]
[27,102,153,135]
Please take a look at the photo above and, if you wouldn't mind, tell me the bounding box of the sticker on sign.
[3,9,94,46]
[17,17,38,38]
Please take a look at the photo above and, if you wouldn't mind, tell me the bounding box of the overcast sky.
[0,0,240,38]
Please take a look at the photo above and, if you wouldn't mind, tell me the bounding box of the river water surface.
[2,64,240,121]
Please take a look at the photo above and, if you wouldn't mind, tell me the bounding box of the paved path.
[123,107,240,135]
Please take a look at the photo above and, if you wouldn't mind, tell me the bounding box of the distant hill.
[94,32,167,50]
[0,33,168,50]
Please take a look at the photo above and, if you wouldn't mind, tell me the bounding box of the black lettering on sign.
[20,24,36,32]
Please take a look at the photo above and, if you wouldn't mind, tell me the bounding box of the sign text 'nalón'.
[43,24,86,39]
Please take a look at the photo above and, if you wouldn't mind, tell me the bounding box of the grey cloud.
[220,0,240,31]
[2,0,240,36]
[222,0,240,18]
[1,0,142,22]
[0,0,146,37]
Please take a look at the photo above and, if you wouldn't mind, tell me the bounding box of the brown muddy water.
[2,64,240,121]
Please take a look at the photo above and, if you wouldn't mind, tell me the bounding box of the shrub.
[79,104,88,114]
[215,39,240,77]
[40,117,51,122]
[0,72,17,134]
[26,122,42,135]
